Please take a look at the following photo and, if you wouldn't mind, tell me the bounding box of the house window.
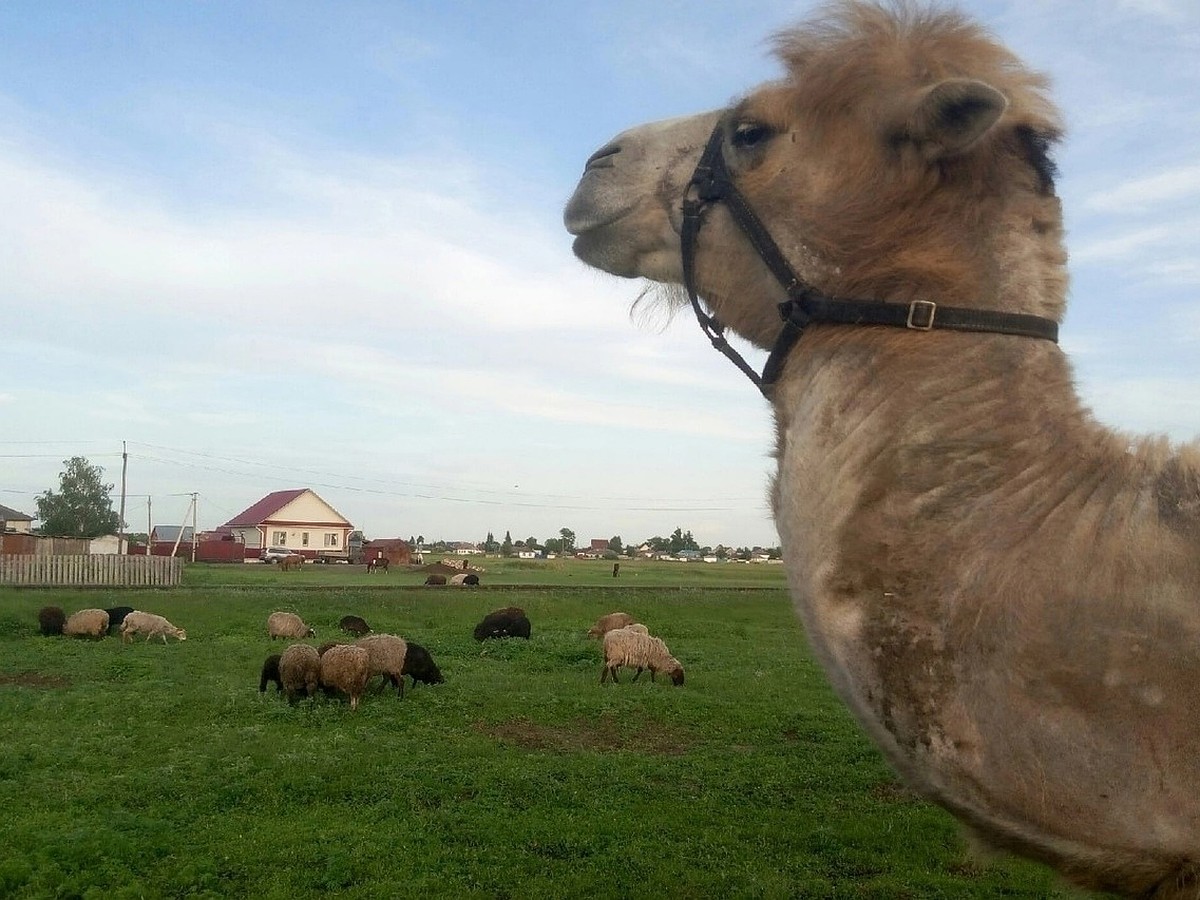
[302,532,309,547]
[273,531,286,546]
[324,533,338,547]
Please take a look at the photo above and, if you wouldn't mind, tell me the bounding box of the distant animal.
[612,562,620,578]
[424,574,447,586]
[278,554,304,572]
[463,573,479,586]
[339,615,371,637]
[267,611,315,640]
[601,626,683,686]
[280,644,321,704]
[120,611,187,644]
[104,606,135,635]
[259,654,283,693]
[37,606,66,636]
[587,611,636,639]
[401,641,444,688]
[319,644,371,710]
[473,606,531,641]
[366,556,389,573]
[63,608,109,639]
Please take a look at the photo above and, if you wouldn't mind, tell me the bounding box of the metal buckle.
[906,300,937,331]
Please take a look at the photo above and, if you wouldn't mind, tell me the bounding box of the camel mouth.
[563,180,634,238]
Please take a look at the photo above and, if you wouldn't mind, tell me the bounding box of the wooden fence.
[0,555,182,587]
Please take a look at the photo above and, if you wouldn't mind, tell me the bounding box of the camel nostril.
[584,141,621,170]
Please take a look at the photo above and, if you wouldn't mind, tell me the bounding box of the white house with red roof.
[217,489,353,561]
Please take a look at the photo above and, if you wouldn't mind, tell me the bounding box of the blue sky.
[1,0,1197,549]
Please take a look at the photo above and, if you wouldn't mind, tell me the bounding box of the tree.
[543,537,562,554]
[36,456,122,538]
[501,530,514,557]
[608,535,623,554]
[559,527,576,553]
[525,536,538,550]
[483,531,499,553]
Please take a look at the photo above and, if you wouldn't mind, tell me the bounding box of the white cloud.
[1082,376,1200,440]
[1083,163,1200,214]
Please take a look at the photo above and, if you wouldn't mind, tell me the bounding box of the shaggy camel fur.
[564,2,1200,896]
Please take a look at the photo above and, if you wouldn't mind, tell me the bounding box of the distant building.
[0,504,34,534]
[150,525,195,544]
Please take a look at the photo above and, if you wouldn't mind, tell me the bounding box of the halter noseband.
[679,119,1060,400]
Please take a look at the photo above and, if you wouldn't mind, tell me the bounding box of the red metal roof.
[219,489,307,528]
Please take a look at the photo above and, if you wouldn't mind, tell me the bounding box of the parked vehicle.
[260,547,298,563]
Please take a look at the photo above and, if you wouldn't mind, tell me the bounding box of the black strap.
[679,118,1060,399]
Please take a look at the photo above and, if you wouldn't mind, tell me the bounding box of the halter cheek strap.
[679,119,1060,400]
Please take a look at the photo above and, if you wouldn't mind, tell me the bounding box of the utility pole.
[146,496,152,555]
[118,441,128,553]
[191,492,198,563]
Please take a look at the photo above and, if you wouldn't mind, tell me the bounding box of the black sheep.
[473,606,531,641]
[259,654,283,693]
[339,615,371,637]
[401,641,444,687]
[463,573,480,586]
[37,606,65,636]
[104,606,135,635]
[424,574,447,586]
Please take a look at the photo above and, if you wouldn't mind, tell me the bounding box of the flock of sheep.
[34,603,686,709]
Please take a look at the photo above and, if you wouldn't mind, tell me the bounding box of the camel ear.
[907,78,1008,159]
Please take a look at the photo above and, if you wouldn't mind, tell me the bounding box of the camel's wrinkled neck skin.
[564,6,1200,895]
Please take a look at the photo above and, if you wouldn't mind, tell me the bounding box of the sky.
[1,1,1198,550]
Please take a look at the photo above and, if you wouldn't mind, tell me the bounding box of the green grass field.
[0,564,1086,898]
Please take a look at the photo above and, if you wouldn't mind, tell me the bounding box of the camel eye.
[731,121,774,150]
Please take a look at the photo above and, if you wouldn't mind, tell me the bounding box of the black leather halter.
[679,119,1060,399]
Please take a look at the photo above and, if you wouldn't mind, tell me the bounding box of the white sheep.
[63,608,109,639]
[120,611,187,644]
[267,611,315,640]
[279,643,321,703]
[601,627,684,686]
[354,633,409,697]
[320,644,371,710]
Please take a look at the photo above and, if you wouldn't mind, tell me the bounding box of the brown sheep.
[267,611,315,640]
[319,644,370,710]
[63,609,109,639]
[587,611,636,639]
[279,644,321,704]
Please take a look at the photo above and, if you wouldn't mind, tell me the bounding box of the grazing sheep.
[424,574,447,586]
[463,573,479,586]
[104,606,135,635]
[401,641,444,688]
[319,644,371,710]
[601,627,684,686]
[587,611,636,639]
[450,572,480,586]
[267,611,315,640]
[279,643,321,704]
[120,611,187,644]
[259,654,283,693]
[354,633,409,697]
[473,606,531,641]
[37,606,66,637]
[339,615,371,637]
[63,608,109,639]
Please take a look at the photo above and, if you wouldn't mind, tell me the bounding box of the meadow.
[0,561,1089,898]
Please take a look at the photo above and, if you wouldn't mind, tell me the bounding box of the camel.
[563,2,1200,896]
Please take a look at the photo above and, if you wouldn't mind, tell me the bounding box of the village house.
[217,488,353,562]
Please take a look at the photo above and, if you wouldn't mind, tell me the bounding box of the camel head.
[565,1,1067,354]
